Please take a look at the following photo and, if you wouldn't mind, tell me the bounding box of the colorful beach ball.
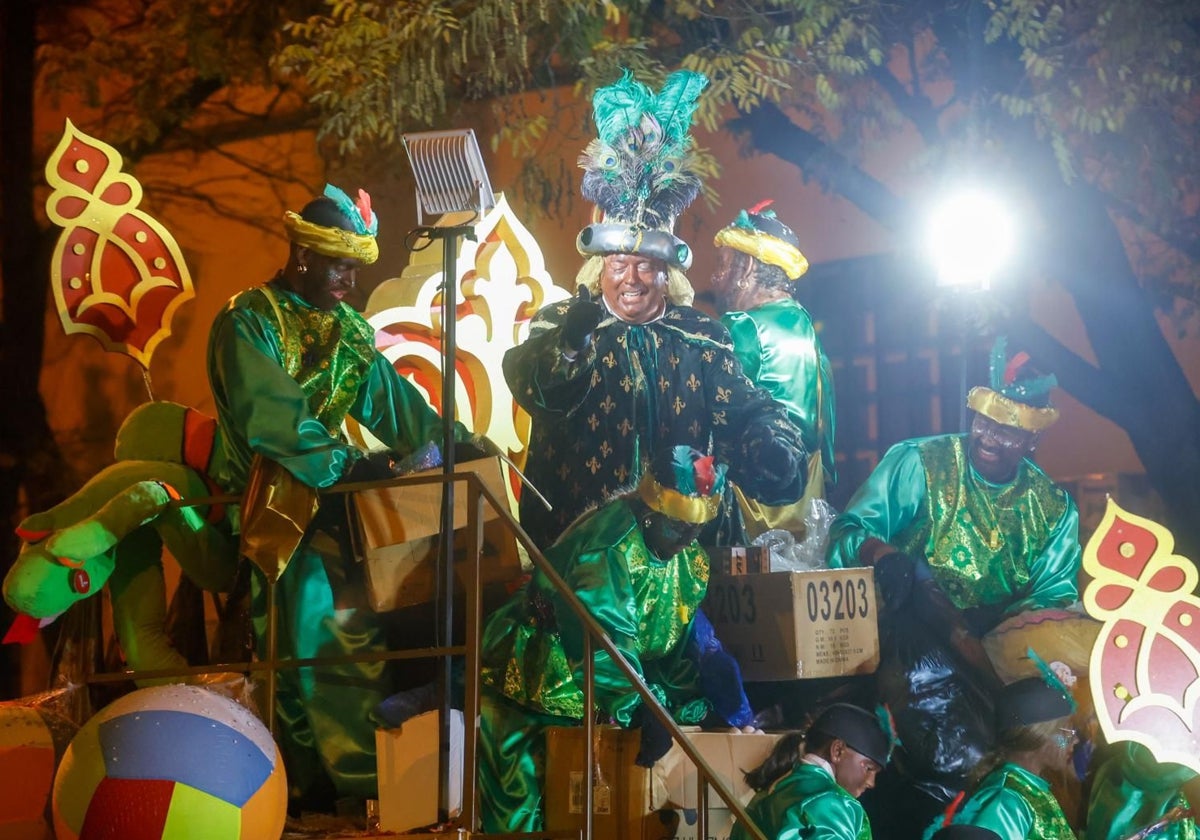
[52,684,286,840]
[0,693,78,840]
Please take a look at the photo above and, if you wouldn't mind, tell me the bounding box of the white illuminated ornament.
[351,193,569,505]
[925,189,1016,291]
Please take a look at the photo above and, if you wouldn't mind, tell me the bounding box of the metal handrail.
[98,467,768,840]
[459,474,769,840]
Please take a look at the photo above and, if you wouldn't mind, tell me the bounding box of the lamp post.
[924,188,1016,431]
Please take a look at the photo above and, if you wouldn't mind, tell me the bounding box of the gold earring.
[297,263,308,275]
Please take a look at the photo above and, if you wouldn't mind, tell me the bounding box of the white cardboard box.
[375,709,463,832]
[652,729,782,811]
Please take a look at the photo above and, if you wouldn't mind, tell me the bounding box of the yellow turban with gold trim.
[637,445,727,525]
[968,337,1060,432]
[714,200,808,280]
[283,184,380,265]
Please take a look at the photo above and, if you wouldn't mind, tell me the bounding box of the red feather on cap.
[1004,351,1031,386]
[3,613,42,645]
[355,189,373,229]
[694,455,717,496]
[747,199,775,215]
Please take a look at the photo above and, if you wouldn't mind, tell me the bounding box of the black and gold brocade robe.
[504,299,807,550]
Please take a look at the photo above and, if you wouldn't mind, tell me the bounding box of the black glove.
[873,550,936,610]
[560,285,603,354]
[633,702,674,768]
[340,451,402,484]
[747,436,801,499]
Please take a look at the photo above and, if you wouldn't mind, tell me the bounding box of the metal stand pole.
[429,224,475,823]
[265,576,277,736]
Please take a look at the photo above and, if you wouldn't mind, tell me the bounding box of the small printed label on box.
[567,772,612,815]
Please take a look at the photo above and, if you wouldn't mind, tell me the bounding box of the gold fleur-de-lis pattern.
[503,301,807,549]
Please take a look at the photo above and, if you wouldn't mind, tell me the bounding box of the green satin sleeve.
[1006,495,1081,614]
[349,352,470,455]
[642,631,709,724]
[734,767,871,840]
[207,305,363,490]
[554,542,655,726]
[1085,743,1197,840]
[958,781,1035,840]
[722,302,836,474]
[724,311,764,384]
[826,440,928,568]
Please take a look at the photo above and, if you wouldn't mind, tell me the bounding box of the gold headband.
[714,227,809,280]
[967,387,1059,432]
[283,210,379,265]
[637,473,720,524]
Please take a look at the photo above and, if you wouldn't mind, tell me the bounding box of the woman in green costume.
[927,664,1079,840]
[206,185,482,809]
[731,703,893,840]
[477,445,755,833]
[1085,741,1197,840]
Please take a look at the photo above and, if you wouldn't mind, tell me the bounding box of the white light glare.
[925,189,1016,290]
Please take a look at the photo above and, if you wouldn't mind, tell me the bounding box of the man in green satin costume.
[826,337,1081,651]
[711,200,836,539]
[477,446,755,833]
[732,703,893,840]
[928,671,1079,840]
[1085,742,1197,840]
[206,185,478,808]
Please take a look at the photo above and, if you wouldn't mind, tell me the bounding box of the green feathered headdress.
[576,69,708,269]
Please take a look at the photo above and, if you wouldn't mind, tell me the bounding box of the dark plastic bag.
[875,615,996,804]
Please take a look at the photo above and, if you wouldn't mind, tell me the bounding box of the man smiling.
[503,69,808,549]
[826,336,1080,631]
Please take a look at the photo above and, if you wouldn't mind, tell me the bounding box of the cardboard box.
[704,546,768,576]
[350,456,524,611]
[544,726,783,840]
[375,709,464,833]
[544,725,677,840]
[703,568,880,681]
[652,730,782,811]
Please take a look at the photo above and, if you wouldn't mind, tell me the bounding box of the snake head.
[3,539,116,618]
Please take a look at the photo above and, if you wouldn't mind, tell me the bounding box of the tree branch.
[726,100,909,233]
[870,63,941,145]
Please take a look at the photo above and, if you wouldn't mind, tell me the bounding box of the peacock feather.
[579,69,708,232]
[1027,646,1078,712]
[875,703,902,760]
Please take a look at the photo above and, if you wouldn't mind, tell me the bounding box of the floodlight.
[925,189,1015,291]
[402,129,496,225]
